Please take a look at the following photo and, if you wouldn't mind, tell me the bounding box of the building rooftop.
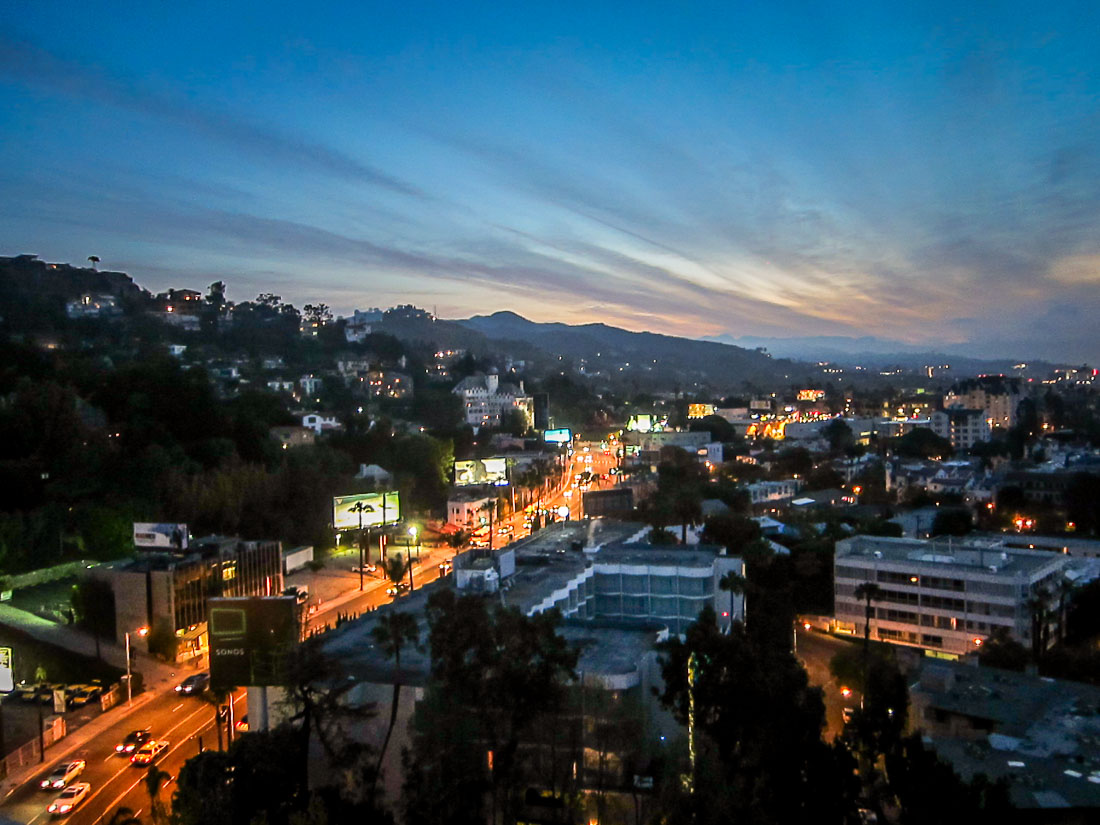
[837,534,1066,578]
[914,660,1100,809]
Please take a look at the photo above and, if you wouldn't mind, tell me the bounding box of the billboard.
[133,523,188,550]
[544,428,573,444]
[333,491,401,531]
[0,647,12,693]
[208,596,299,690]
[688,403,716,419]
[454,458,509,487]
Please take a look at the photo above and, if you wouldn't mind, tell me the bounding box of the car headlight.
[115,745,124,752]
[54,780,64,788]
[40,780,50,788]
[60,804,72,812]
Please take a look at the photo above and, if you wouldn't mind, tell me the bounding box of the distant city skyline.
[1,2,1098,362]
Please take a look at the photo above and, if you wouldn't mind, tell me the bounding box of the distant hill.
[456,311,806,389]
[703,332,1064,375]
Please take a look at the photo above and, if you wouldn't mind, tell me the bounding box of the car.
[17,682,46,702]
[68,684,103,709]
[39,760,86,791]
[438,561,453,575]
[115,728,152,755]
[47,782,90,815]
[130,739,169,766]
[351,563,377,574]
[235,714,249,732]
[175,672,209,695]
[385,582,409,597]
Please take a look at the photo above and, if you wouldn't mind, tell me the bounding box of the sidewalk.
[0,687,159,801]
[0,604,181,688]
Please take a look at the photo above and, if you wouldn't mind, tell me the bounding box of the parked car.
[37,684,65,705]
[352,563,377,574]
[130,739,169,766]
[39,760,86,791]
[175,672,209,695]
[68,685,103,708]
[17,682,46,702]
[47,782,90,815]
[115,729,152,755]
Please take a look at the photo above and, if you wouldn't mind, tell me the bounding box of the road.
[1,689,245,825]
[796,625,863,740]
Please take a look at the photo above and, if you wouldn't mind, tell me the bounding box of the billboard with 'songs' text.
[208,596,299,690]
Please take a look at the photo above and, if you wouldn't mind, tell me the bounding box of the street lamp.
[125,626,149,706]
[408,525,419,562]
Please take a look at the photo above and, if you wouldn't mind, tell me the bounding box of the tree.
[370,611,421,803]
[87,255,100,270]
[821,418,855,454]
[106,807,143,825]
[977,628,1029,672]
[384,553,410,594]
[700,512,761,554]
[403,590,579,825]
[70,577,116,660]
[931,507,972,536]
[144,763,171,824]
[656,607,858,824]
[892,428,953,460]
[854,582,883,691]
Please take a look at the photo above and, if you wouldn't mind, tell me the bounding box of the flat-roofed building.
[834,534,1068,657]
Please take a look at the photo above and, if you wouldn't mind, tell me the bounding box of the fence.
[0,715,67,780]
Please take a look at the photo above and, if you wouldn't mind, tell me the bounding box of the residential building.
[302,413,341,434]
[66,293,121,319]
[834,534,1069,656]
[745,479,802,507]
[344,309,380,343]
[930,408,991,450]
[452,372,533,429]
[944,376,1024,429]
[299,375,322,397]
[446,490,493,528]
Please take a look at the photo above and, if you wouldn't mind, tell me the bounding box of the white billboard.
[333,491,401,531]
[133,523,188,549]
[454,458,509,486]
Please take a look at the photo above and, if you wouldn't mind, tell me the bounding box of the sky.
[1,2,1098,362]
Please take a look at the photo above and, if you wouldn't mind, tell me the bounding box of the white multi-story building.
[929,409,991,451]
[452,372,533,429]
[834,535,1068,656]
[744,479,803,506]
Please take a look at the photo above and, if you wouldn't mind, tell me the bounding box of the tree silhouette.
[106,807,143,825]
[87,255,100,270]
[144,763,171,824]
[854,581,883,694]
[384,553,409,593]
[370,610,421,803]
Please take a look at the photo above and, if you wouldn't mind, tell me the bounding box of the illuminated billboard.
[332,491,401,531]
[797,389,826,402]
[454,458,509,486]
[544,428,573,444]
[208,596,298,690]
[133,523,188,549]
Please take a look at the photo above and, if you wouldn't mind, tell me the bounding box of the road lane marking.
[76,703,209,823]
[171,703,184,713]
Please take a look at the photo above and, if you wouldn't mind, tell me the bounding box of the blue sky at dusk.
[2,2,1098,361]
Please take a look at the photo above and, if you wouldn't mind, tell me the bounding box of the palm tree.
[369,611,421,803]
[719,570,749,627]
[1054,577,1074,645]
[143,764,171,824]
[854,582,883,693]
[87,255,100,270]
[106,808,143,825]
[1027,585,1052,661]
[384,554,409,594]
